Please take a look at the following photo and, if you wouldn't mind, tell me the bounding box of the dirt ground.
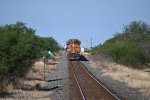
[86,53,150,98]
[1,59,57,100]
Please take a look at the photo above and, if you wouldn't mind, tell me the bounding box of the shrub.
[0,22,61,93]
[91,21,150,69]
[117,44,146,68]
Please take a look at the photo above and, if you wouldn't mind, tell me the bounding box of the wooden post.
[43,56,46,81]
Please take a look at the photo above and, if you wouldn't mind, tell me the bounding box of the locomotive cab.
[66,39,81,60]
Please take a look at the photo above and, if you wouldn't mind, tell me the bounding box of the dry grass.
[3,83,14,93]
[11,90,52,100]
[2,59,58,100]
[87,53,150,98]
[29,60,57,78]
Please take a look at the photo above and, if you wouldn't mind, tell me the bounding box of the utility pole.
[91,37,92,49]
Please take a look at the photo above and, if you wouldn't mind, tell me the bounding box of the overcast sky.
[0,0,150,48]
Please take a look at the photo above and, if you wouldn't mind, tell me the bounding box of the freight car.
[66,39,81,59]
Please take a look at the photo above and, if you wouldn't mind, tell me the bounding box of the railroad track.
[68,60,120,100]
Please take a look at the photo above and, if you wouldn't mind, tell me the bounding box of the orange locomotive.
[66,39,81,59]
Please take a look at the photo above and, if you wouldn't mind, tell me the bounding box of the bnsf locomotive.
[66,39,81,59]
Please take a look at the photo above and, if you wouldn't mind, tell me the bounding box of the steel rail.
[70,62,86,100]
[80,62,120,100]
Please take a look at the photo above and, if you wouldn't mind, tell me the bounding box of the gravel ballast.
[81,54,149,100]
[46,53,149,100]
[46,53,70,100]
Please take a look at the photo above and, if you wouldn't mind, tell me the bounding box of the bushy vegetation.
[92,21,150,69]
[0,22,60,92]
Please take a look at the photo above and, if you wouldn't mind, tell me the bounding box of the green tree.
[91,21,150,69]
[0,22,61,93]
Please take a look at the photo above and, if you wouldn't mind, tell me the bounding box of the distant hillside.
[92,21,150,69]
